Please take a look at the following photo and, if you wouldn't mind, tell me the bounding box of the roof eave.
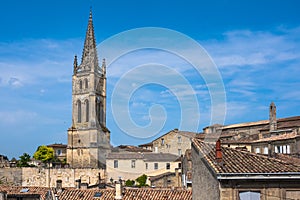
[217,173,300,180]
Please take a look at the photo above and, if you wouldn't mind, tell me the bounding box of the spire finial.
[73,55,78,74]
[89,7,93,21]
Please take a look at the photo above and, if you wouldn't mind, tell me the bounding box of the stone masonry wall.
[192,144,220,200]
[0,168,105,188]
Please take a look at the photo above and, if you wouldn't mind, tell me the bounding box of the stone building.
[46,144,67,162]
[181,149,192,188]
[192,138,300,200]
[0,155,9,168]
[66,10,111,169]
[149,129,196,156]
[202,102,300,156]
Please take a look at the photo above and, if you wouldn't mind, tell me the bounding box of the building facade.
[150,129,196,156]
[202,102,300,156]
[66,11,111,169]
[192,138,300,200]
[106,152,181,185]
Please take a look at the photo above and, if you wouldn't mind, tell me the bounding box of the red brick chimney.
[216,139,222,162]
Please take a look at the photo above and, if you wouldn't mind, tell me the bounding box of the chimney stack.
[56,180,62,192]
[0,191,7,200]
[115,178,123,200]
[216,139,222,163]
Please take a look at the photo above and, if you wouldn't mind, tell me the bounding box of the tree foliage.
[33,146,54,163]
[17,153,31,167]
[135,174,148,187]
[125,179,135,187]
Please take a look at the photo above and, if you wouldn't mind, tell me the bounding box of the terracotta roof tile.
[0,186,50,200]
[58,188,192,200]
[192,138,300,174]
[253,132,300,143]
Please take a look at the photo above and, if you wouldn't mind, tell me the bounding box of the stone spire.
[78,9,99,73]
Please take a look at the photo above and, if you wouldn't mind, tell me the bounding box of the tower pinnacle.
[77,9,99,73]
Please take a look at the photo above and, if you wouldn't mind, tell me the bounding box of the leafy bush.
[125,179,135,187]
[135,174,148,187]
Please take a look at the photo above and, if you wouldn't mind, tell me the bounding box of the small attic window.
[94,192,102,197]
[20,188,29,193]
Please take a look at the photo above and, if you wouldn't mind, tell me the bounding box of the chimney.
[56,180,62,192]
[115,178,123,200]
[0,191,7,200]
[80,183,88,190]
[75,179,81,189]
[216,139,222,163]
[269,102,277,131]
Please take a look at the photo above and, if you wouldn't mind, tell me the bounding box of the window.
[56,149,62,156]
[166,163,170,170]
[131,160,136,168]
[161,138,165,146]
[178,149,182,156]
[154,163,158,170]
[239,191,260,200]
[178,163,182,169]
[114,160,118,168]
[79,80,83,89]
[287,145,291,154]
[275,145,291,154]
[85,78,88,89]
[263,147,268,154]
[178,136,182,143]
[145,163,148,170]
[255,147,260,154]
[77,100,81,123]
[85,100,89,122]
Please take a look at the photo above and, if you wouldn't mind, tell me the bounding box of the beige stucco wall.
[106,159,180,183]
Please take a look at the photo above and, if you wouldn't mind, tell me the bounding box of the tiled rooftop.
[0,186,51,200]
[253,132,300,143]
[107,152,180,162]
[192,138,300,174]
[58,188,192,200]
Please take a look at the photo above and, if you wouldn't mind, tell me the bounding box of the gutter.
[217,172,300,180]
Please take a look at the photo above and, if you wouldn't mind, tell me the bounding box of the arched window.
[79,80,83,90]
[85,79,88,89]
[77,100,81,123]
[85,99,89,122]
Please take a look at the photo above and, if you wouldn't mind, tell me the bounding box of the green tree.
[135,174,148,187]
[125,179,135,187]
[33,146,54,163]
[17,153,31,167]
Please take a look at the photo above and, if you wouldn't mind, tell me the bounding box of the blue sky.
[1,0,300,159]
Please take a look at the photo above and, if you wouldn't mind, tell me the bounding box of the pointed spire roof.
[78,9,99,73]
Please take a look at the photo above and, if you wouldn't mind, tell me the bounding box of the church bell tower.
[67,10,111,168]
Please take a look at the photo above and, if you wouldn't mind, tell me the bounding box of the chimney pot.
[216,139,222,162]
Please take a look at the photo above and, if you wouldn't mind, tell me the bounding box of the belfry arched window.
[85,79,88,89]
[85,99,89,122]
[77,100,81,123]
[79,80,83,90]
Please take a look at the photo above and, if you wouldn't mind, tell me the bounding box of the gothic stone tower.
[67,11,111,168]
